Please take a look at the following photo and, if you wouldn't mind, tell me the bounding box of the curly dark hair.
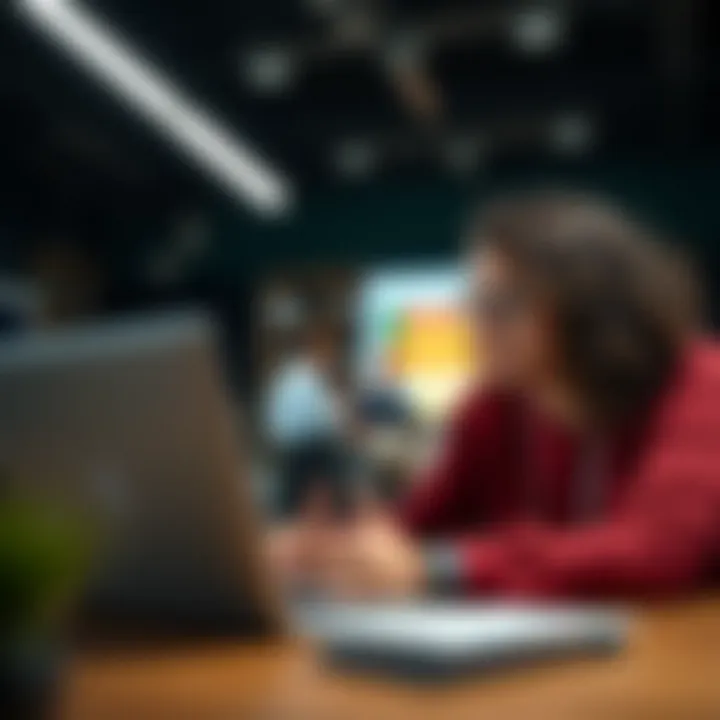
[472,190,701,428]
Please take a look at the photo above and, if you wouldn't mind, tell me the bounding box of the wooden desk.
[61,598,720,720]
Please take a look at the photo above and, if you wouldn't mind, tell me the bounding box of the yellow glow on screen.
[358,267,475,423]
[384,305,475,421]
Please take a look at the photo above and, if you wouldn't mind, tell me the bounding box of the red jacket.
[401,341,720,598]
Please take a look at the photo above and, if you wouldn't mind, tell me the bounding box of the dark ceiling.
[0,0,718,235]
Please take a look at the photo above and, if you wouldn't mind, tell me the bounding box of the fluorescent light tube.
[20,0,294,216]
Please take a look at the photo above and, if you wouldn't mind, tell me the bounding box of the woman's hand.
[266,492,426,600]
[323,502,426,600]
[265,488,337,593]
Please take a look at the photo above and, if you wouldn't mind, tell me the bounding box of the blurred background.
[2,0,719,514]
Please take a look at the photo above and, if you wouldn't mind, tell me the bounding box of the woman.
[274,191,720,599]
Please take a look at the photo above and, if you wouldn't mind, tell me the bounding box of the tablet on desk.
[295,601,630,682]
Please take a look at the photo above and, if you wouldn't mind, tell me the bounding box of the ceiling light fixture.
[19,0,293,217]
[510,6,567,55]
[242,45,297,95]
[548,113,596,155]
[334,139,377,179]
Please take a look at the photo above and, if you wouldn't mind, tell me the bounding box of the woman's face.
[469,245,555,390]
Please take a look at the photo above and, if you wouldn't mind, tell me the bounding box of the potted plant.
[0,497,89,719]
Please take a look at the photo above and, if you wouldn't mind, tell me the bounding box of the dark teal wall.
[207,159,720,283]
[3,159,717,281]
[209,182,471,276]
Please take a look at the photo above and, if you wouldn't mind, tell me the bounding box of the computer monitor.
[0,311,283,635]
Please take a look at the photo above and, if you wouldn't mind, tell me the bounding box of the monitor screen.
[356,266,475,423]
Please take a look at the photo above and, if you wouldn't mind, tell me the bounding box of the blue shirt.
[264,359,340,446]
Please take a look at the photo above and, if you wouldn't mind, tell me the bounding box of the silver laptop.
[0,310,283,633]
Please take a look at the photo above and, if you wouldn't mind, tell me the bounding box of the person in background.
[265,322,349,519]
[272,191,720,600]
